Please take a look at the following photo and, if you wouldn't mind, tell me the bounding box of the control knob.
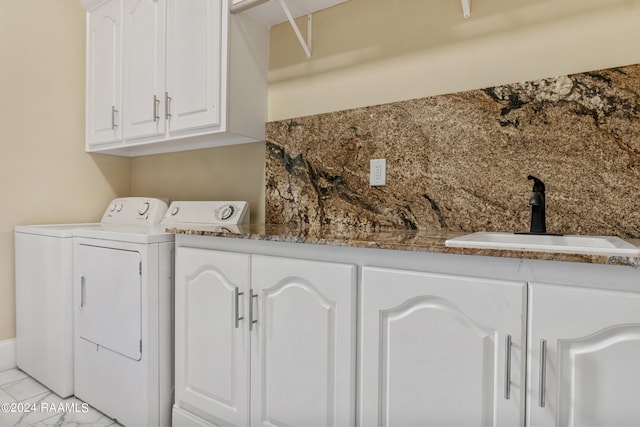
[218,205,235,221]
[138,202,150,216]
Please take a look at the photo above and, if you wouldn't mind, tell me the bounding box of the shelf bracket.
[461,0,471,19]
[277,0,312,59]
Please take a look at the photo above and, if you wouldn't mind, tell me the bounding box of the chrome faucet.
[528,175,546,234]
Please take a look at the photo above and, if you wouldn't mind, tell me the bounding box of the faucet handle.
[528,175,545,193]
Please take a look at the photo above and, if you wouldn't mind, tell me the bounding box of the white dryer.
[73,198,172,427]
[72,200,250,427]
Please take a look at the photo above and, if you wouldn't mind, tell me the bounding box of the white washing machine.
[72,200,250,427]
[14,197,167,399]
[15,223,99,398]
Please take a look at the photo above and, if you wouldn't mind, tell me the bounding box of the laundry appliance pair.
[15,198,249,426]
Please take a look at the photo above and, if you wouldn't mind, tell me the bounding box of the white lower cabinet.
[359,269,640,427]
[527,282,640,426]
[172,236,640,427]
[173,248,251,426]
[173,248,357,426]
[360,267,527,427]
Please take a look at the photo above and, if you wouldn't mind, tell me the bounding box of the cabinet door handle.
[234,287,244,329]
[80,275,86,308]
[539,339,547,407]
[504,334,512,400]
[111,106,118,129]
[153,95,160,122]
[165,92,172,119]
[249,289,258,331]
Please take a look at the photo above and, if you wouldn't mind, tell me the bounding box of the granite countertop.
[167,224,640,268]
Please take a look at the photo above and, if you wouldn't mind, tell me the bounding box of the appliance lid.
[14,223,102,238]
[72,224,174,244]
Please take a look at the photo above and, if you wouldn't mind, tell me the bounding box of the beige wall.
[0,1,130,341]
[130,143,265,223]
[268,0,640,120]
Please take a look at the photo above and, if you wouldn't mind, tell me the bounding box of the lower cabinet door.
[174,247,250,426]
[250,255,357,427]
[528,282,640,426]
[360,267,526,427]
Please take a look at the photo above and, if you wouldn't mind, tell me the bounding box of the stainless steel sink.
[445,232,640,257]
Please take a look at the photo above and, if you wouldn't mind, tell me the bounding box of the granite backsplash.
[265,64,640,239]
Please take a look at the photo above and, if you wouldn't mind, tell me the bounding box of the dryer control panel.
[162,201,250,225]
[101,198,169,225]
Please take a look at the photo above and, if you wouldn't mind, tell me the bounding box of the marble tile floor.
[0,368,121,427]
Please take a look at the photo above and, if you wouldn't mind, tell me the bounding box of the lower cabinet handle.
[504,334,512,400]
[249,289,258,331]
[165,92,172,119]
[234,287,244,329]
[153,95,160,122]
[80,276,86,308]
[539,339,547,408]
[111,106,118,129]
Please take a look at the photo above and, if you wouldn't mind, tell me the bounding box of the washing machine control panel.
[162,201,250,225]
[102,198,169,225]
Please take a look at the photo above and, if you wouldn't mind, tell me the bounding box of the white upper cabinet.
[82,0,268,157]
[85,0,122,146]
[166,0,221,132]
[122,0,166,140]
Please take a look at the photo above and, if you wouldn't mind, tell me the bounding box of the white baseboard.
[0,339,16,371]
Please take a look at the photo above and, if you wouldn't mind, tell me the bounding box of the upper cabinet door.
[360,267,526,427]
[123,0,166,140]
[166,0,223,133]
[528,283,640,427]
[250,255,357,427]
[86,0,123,146]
